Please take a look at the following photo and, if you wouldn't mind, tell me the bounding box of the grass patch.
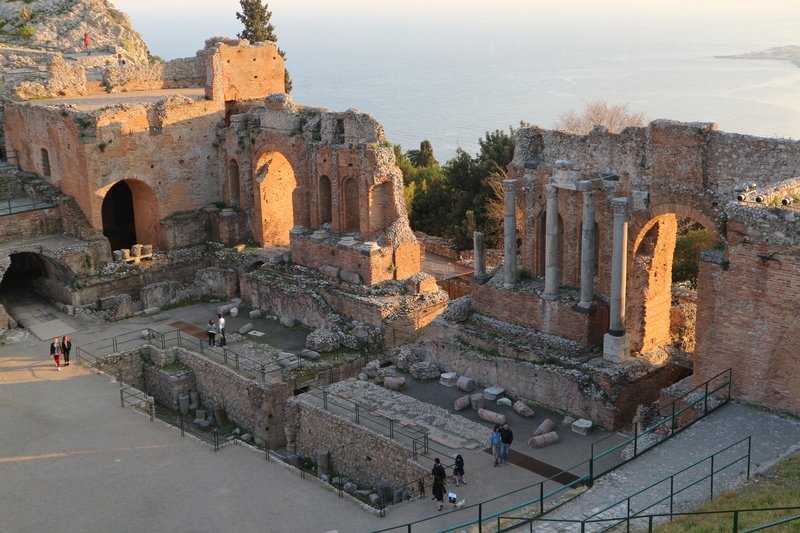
[656,451,800,532]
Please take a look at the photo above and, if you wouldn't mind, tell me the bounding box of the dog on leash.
[453,499,466,509]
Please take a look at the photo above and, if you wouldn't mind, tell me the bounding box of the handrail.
[0,197,58,216]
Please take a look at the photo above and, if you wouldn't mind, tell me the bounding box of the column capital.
[502,179,516,193]
[546,183,558,199]
[612,197,628,215]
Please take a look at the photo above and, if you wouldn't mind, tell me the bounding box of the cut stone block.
[456,376,476,392]
[280,316,296,328]
[483,386,505,401]
[277,352,298,367]
[217,303,236,316]
[230,307,239,317]
[231,298,242,305]
[247,330,265,337]
[383,376,406,390]
[528,431,559,449]
[143,306,161,316]
[533,418,556,437]
[454,395,471,411]
[571,418,593,435]
[562,416,576,427]
[497,398,512,407]
[470,393,484,410]
[238,323,253,334]
[300,349,320,360]
[513,400,535,417]
[439,372,458,387]
[249,310,263,319]
[340,269,361,284]
[478,409,507,425]
[320,265,341,279]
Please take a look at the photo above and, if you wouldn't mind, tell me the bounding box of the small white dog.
[453,499,466,509]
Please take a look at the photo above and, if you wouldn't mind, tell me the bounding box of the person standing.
[61,336,72,366]
[490,425,502,466]
[207,320,216,347]
[50,337,62,371]
[453,454,466,486]
[217,313,226,346]
[431,457,447,511]
[83,32,90,54]
[499,422,514,466]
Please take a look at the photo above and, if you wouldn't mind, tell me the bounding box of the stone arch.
[254,151,297,246]
[627,206,719,355]
[318,174,332,225]
[101,179,160,250]
[227,159,241,207]
[341,177,360,233]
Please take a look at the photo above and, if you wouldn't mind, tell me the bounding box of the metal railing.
[370,368,733,533]
[0,197,58,216]
[498,506,800,532]
[500,436,752,532]
[120,385,154,421]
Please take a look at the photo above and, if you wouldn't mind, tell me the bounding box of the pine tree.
[236,0,293,93]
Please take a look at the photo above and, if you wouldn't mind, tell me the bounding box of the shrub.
[16,25,35,38]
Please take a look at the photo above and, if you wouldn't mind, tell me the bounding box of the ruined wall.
[103,57,205,93]
[0,206,62,243]
[285,397,427,489]
[203,39,285,102]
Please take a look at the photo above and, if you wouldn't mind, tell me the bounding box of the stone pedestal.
[603,333,631,363]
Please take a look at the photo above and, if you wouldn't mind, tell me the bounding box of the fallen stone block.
[533,418,556,437]
[571,418,593,436]
[300,349,320,360]
[217,303,236,316]
[306,327,340,352]
[410,361,440,380]
[562,416,576,427]
[497,398,512,407]
[231,298,242,305]
[240,433,252,442]
[280,316,296,328]
[320,265,341,279]
[230,307,239,317]
[277,352,299,368]
[470,393,484,410]
[131,244,143,257]
[383,376,406,390]
[238,323,253,334]
[143,306,161,316]
[528,431,559,449]
[513,400,535,417]
[357,373,368,381]
[343,482,358,492]
[439,372,458,387]
[456,376,476,392]
[483,386,505,401]
[478,409,507,425]
[339,269,361,284]
[249,309,263,319]
[454,395,471,411]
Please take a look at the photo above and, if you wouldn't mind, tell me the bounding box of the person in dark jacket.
[61,336,72,366]
[50,337,62,370]
[431,457,446,511]
[453,454,466,486]
[499,422,514,465]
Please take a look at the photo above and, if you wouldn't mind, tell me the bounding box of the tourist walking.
[431,457,447,511]
[206,320,216,347]
[61,336,72,366]
[50,337,62,371]
[490,425,502,466]
[453,454,466,486]
[499,422,514,466]
[217,313,226,346]
[83,32,90,54]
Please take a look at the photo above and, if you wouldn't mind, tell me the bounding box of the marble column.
[577,184,596,311]
[472,231,487,282]
[542,184,561,300]
[502,179,517,285]
[604,197,631,362]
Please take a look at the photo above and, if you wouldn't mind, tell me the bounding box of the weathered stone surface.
[363,360,381,379]
[496,398,512,407]
[456,376,476,392]
[439,371,458,387]
[562,416,576,427]
[299,349,320,360]
[528,431,559,449]
[483,386,505,401]
[143,306,161,316]
[339,270,361,284]
[478,409,506,425]
[238,323,253,334]
[320,265,340,279]
[383,376,406,390]
[391,346,420,371]
[306,327,340,352]
[249,310,263,319]
[409,361,440,380]
[217,303,236,316]
[533,418,556,437]
[343,482,358,492]
[277,352,299,368]
[454,395,471,411]
[376,366,397,384]
[470,393,484,410]
[442,296,472,323]
[571,418,593,435]
[513,400,535,417]
[229,307,239,317]
[280,316,296,328]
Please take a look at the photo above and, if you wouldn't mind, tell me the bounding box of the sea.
[115,0,800,161]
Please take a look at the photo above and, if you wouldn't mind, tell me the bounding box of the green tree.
[236,0,293,93]
[672,229,718,285]
[407,140,438,168]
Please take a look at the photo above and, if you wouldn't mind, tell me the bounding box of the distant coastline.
[716,45,800,68]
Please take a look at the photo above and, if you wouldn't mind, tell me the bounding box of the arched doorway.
[342,177,359,233]
[101,180,159,250]
[0,252,74,331]
[254,152,297,246]
[318,175,332,225]
[628,210,718,356]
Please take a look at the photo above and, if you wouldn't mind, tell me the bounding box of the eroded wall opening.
[102,179,160,251]
[227,160,241,207]
[318,174,332,225]
[342,177,359,233]
[254,151,297,246]
[40,148,51,178]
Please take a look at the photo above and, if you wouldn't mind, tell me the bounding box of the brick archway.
[631,203,718,253]
[100,179,160,250]
[254,151,297,246]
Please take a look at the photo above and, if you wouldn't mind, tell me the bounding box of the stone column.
[604,197,631,363]
[472,231,487,282]
[502,179,517,285]
[577,183,596,311]
[542,184,560,300]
